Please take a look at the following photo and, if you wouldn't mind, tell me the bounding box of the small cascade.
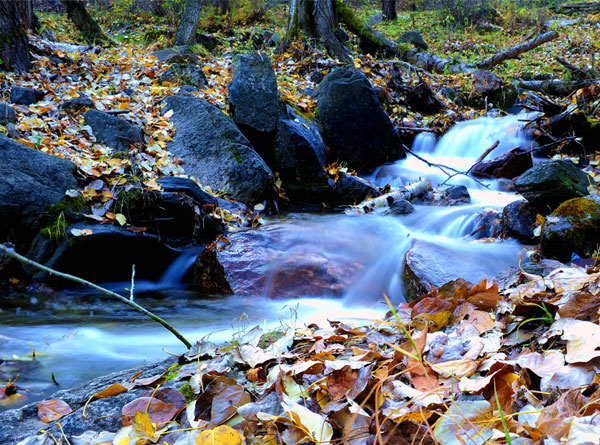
[372,113,535,191]
[158,246,202,287]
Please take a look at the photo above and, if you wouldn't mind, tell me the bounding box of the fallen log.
[551,2,600,13]
[517,79,596,96]
[345,179,431,215]
[476,30,559,70]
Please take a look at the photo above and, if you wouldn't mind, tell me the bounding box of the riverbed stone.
[161,95,274,204]
[514,160,592,211]
[540,197,600,262]
[273,104,329,201]
[317,67,404,171]
[83,109,145,151]
[0,134,79,245]
[159,63,207,88]
[194,243,233,295]
[502,200,537,243]
[60,94,94,113]
[10,86,46,105]
[402,240,510,302]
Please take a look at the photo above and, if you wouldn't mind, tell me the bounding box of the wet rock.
[156,176,218,207]
[423,185,470,206]
[273,105,329,202]
[0,358,177,445]
[194,243,233,295]
[216,226,358,298]
[334,172,381,206]
[83,109,145,151]
[470,147,533,180]
[161,95,274,204]
[0,135,78,244]
[514,160,592,211]
[26,222,180,283]
[402,240,510,302]
[317,67,404,171]
[470,210,502,239]
[384,199,414,215]
[10,87,45,105]
[0,103,16,125]
[60,94,94,113]
[116,188,223,246]
[228,53,278,158]
[502,200,537,243]
[159,63,207,88]
[541,197,600,262]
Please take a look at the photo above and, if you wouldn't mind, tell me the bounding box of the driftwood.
[556,56,592,79]
[0,243,192,349]
[345,179,431,214]
[517,79,596,95]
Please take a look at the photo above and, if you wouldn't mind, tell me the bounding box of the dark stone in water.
[502,200,537,243]
[470,147,533,180]
[334,172,381,206]
[194,243,233,295]
[515,160,592,211]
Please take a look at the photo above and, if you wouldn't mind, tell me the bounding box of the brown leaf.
[326,365,359,401]
[38,399,73,423]
[536,389,587,439]
[558,292,600,321]
[121,397,178,427]
[210,384,251,426]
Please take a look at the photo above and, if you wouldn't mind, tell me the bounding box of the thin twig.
[130,263,135,301]
[0,243,192,349]
[403,145,490,189]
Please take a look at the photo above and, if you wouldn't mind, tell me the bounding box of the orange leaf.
[38,399,73,423]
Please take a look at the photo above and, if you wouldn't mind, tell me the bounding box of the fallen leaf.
[196,425,243,445]
[38,399,73,423]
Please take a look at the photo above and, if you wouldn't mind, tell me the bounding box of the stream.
[0,114,532,410]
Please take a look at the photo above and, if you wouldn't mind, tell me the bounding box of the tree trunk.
[282,0,351,62]
[16,0,40,32]
[0,0,32,72]
[175,0,204,46]
[60,0,109,44]
[381,0,396,20]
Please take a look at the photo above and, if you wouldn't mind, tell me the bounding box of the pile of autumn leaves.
[19,261,600,444]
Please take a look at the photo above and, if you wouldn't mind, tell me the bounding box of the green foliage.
[40,196,87,242]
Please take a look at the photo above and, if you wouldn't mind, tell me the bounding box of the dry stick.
[0,243,192,349]
[476,30,559,70]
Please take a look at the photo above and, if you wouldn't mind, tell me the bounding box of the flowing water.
[0,114,533,409]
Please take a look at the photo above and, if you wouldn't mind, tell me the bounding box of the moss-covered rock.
[514,160,592,211]
[541,197,600,262]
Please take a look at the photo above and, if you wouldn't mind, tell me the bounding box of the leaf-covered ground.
[3,2,600,443]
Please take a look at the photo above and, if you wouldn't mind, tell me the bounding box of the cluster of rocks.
[1,52,406,288]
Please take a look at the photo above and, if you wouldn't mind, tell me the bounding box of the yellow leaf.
[133,411,155,437]
[115,213,127,226]
[196,425,243,445]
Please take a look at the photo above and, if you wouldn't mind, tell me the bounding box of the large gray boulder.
[10,86,45,105]
[162,95,274,204]
[274,105,329,201]
[502,200,537,243]
[0,135,78,242]
[515,160,592,210]
[228,53,278,135]
[317,67,404,171]
[83,109,145,151]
